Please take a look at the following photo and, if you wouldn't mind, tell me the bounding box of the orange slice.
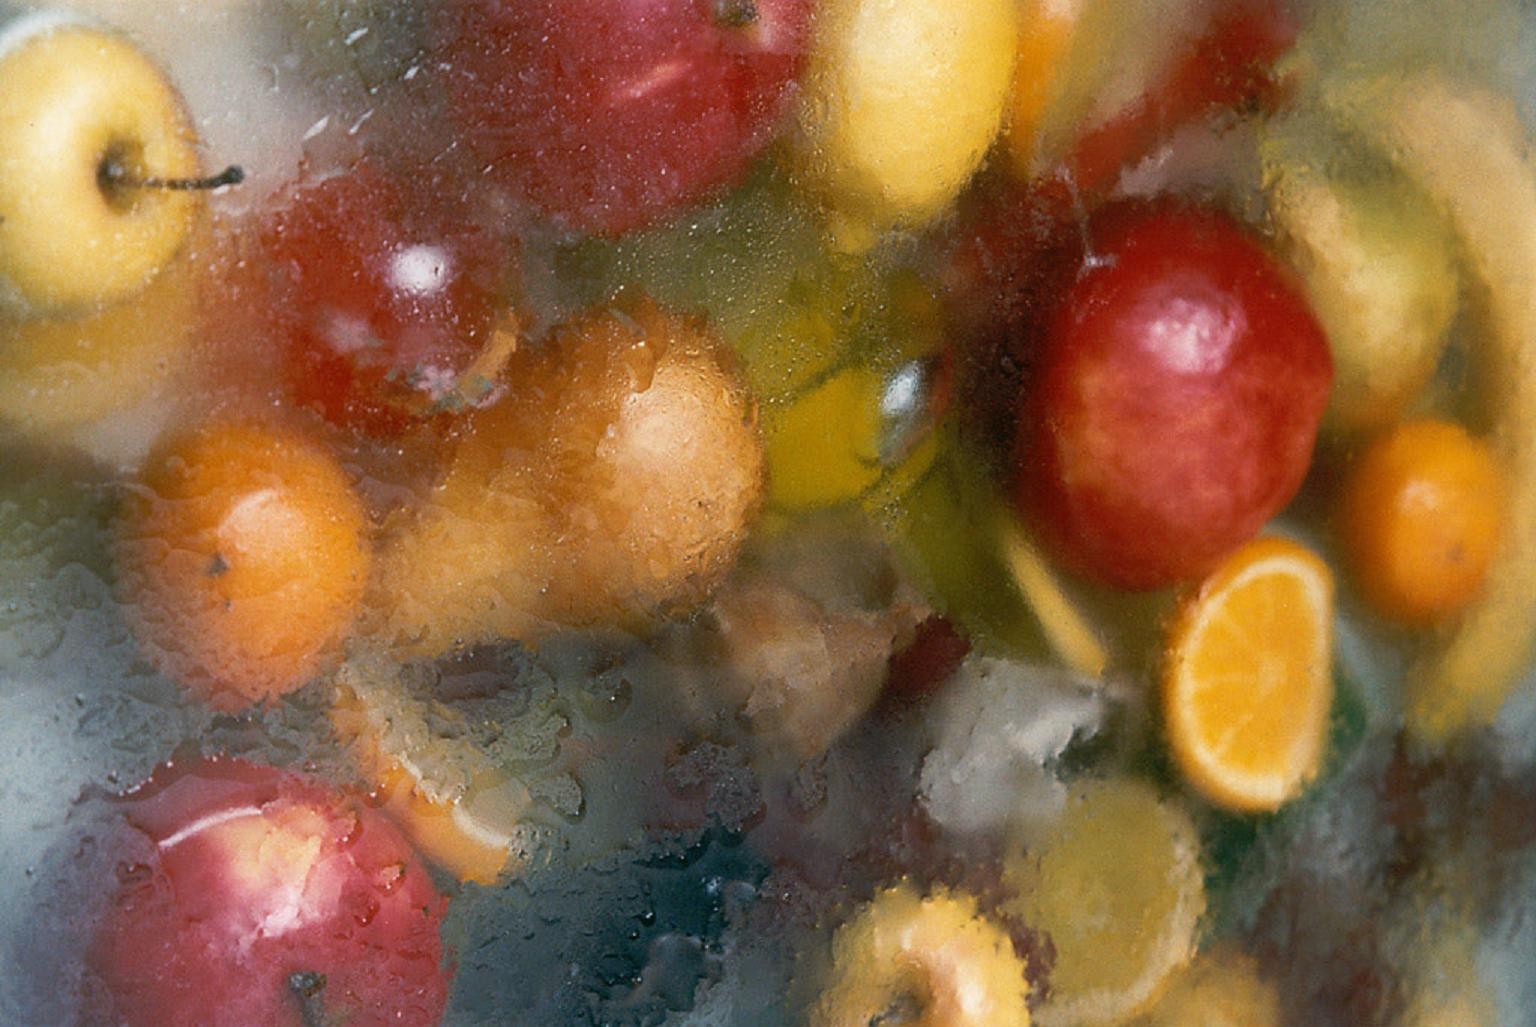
[1162,536,1334,813]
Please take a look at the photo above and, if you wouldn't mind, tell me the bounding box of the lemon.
[814,884,1031,1027]
[794,0,1018,249]
[1133,945,1280,1027]
[1003,777,1204,1026]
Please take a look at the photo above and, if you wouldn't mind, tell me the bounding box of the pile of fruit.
[4,0,1536,1023]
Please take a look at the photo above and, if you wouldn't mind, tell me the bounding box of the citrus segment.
[1162,536,1333,812]
[814,884,1031,1027]
[1134,945,1280,1027]
[1003,777,1204,1026]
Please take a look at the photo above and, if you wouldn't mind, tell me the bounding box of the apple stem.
[98,159,246,194]
[713,0,758,28]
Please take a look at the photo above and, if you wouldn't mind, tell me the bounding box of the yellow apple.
[0,14,202,315]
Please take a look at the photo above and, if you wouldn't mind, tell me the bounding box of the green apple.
[0,14,204,316]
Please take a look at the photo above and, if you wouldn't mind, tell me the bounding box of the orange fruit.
[1162,536,1334,813]
[1337,419,1504,626]
[117,420,370,710]
[1005,0,1084,174]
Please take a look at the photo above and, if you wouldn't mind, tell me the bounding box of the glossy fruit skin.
[116,420,370,710]
[1016,201,1332,589]
[86,758,450,1027]
[1338,420,1504,626]
[258,162,509,437]
[434,0,811,236]
[0,19,201,316]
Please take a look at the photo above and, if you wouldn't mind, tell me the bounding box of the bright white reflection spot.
[390,244,451,297]
[881,363,924,420]
[1144,297,1242,375]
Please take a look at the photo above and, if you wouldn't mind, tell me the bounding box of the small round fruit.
[87,757,450,1027]
[812,884,1031,1027]
[117,420,370,710]
[257,161,513,437]
[1016,200,1333,590]
[537,298,765,627]
[0,15,202,316]
[1338,420,1504,626]
[1002,777,1204,1026]
[794,0,1019,248]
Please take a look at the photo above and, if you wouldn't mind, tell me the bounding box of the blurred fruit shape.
[331,656,536,885]
[256,161,516,437]
[1002,777,1205,1026]
[556,169,951,515]
[1015,200,1333,590]
[1339,420,1504,626]
[792,0,1019,249]
[812,883,1031,1027]
[0,15,205,316]
[1162,537,1334,813]
[116,420,370,710]
[86,757,449,1027]
[1132,945,1280,1027]
[434,0,811,236]
[1316,73,1536,746]
[996,513,1108,677]
[1264,121,1459,436]
[882,434,1053,658]
[0,247,197,434]
[763,290,949,515]
[376,298,763,654]
[1004,0,1085,175]
[681,521,921,761]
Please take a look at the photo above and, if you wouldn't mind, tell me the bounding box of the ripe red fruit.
[259,162,512,437]
[87,758,450,1027]
[433,0,812,236]
[1015,200,1332,589]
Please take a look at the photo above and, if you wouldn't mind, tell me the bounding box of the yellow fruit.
[1003,777,1204,1026]
[1162,537,1334,813]
[794,0,1018,248]
[813,884,1030,1027]
[0,16,201,315]
[1264,132,1458,437]
[1133,945,1280,1027]
[1316,73,1536,746]
[0,248,196,433]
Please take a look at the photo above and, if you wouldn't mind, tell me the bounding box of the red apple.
[87,758,450,1027]
[1015,200,1332,589]
[432,0,812,235]
[258,160,514,438]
